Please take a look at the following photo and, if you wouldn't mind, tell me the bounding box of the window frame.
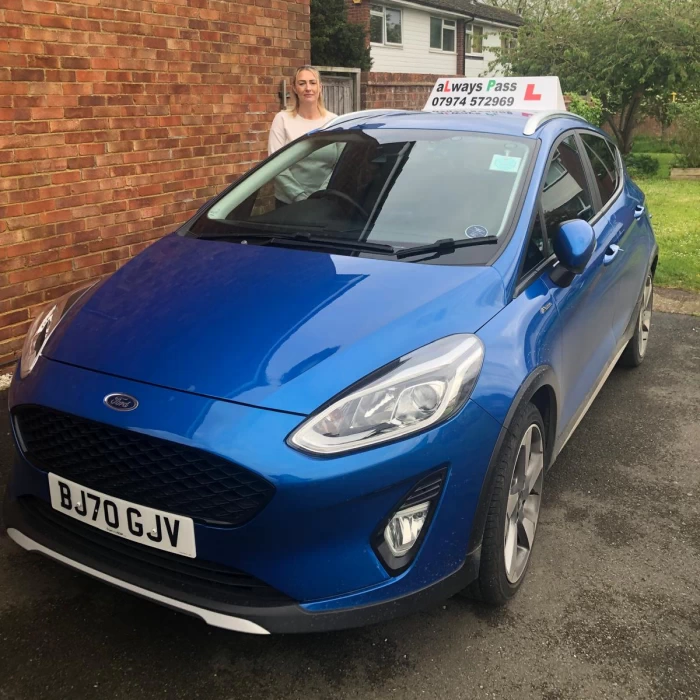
[515,130,599,294]
[465,24,484,57]
[517,207,550,284]
[515,130,628,296]
[370,5,403,47]
[500,31,517,53]
[430,16,457,53]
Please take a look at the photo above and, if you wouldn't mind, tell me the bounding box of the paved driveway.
[1,312,698,700]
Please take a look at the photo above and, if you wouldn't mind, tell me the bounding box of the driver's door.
[540,133,617,435]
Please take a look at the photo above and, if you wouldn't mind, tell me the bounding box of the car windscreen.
[184,129,534,265]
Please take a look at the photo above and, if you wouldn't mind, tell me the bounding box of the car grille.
[13,405,275,527]
[18,496,295,607]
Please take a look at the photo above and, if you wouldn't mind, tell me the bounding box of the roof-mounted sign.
[423,76,566,113]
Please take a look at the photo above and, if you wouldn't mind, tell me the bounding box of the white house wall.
[465,26,504,78]
[369,5,506,77]
[370,7,457,74]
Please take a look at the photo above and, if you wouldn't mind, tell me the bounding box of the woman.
[268,66,339,207]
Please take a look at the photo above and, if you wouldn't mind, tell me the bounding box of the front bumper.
[4,492,480,634]
[5,357,502,632]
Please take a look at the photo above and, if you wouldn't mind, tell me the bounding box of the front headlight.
[288,334,484,455]
[20,283,95,378]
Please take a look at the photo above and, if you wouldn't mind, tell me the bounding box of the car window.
[610,143,623,181]
[191,129,534,265]
[541,135,594,242]
[580,133,619,207]
[521,212,547,277]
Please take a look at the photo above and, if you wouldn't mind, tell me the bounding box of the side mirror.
[550,219,595,287]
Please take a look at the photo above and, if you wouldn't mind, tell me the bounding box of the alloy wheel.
[638,274,653,357]
[504,423,544,584]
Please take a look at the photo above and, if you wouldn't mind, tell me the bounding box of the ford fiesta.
[4,104,657,634]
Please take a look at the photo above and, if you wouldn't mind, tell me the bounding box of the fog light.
[383,502,430,557]
[374,468,447,573]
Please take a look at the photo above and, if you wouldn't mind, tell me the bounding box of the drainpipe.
[461,13,475,76]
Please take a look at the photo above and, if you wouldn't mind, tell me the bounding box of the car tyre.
[619,273,653,368]
[464,402,545,605]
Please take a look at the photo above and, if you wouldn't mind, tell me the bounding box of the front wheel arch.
[467,367,559,554]
[464,401,546,603]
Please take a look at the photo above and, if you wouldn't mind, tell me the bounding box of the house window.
[430,17,456,52]
[501,31,517,53]
[370,5,402,45]
[465,24,483,54]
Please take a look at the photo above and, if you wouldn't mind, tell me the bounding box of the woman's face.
[294,70,320,108]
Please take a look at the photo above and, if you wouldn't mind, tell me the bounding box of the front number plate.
[48,474,196,558]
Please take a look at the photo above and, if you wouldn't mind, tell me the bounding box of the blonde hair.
[287,65,327,117]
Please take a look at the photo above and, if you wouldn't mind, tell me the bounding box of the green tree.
[487,0,568,21]
[495,0,700,153]
[311,0,372,71]
[675,101,700,168]
[566,93,603,127]
[642,88,700,142]
[642,92,679,139]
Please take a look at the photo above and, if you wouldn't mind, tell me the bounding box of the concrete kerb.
[655,288,700,316]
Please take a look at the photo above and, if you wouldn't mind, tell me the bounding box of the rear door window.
[580,133,619,208]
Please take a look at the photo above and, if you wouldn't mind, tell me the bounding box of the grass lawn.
[649,152,676,179]
[631,152,700,292]
[630,135,677,154]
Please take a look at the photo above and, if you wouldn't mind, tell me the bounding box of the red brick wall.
[0,0,310,367]
[346,0,369,38]
[362,72,458,110]
[633,116,678,139]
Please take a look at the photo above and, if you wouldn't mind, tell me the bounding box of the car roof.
[324,109,596,140]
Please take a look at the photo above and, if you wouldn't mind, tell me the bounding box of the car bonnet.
[43,234,506,415]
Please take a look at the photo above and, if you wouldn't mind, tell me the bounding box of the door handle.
[604,243,622,265]
[634,205,646,220]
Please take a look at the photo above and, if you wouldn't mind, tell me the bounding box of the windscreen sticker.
[465,225,489,239]
[490,154,522,173]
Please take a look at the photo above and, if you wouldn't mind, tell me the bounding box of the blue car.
[4,107,657,634]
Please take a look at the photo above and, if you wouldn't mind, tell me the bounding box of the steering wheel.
[308,189,369,218]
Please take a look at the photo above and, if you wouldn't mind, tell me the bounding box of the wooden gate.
[322,76,354,115]
[318,68,361,115]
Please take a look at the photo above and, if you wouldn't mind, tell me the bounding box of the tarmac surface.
[1,311,698,700]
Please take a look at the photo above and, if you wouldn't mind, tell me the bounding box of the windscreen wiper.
[269,232,397,255]
[197,229,275,242]
[197,227,396,256]
[395,236,498,259]
[198,219,332,238]
[196,220,325,238]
